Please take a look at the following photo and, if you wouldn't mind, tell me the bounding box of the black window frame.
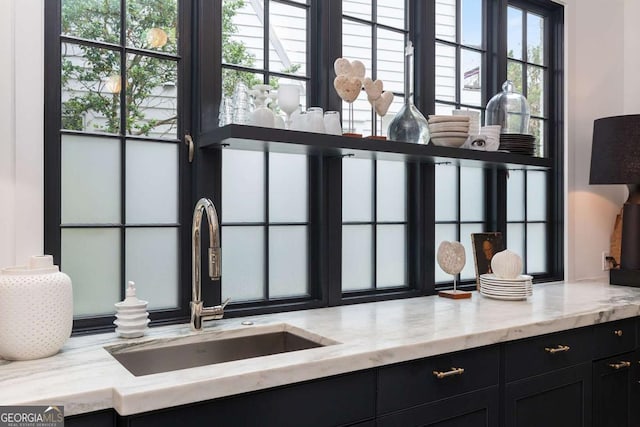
[44,0,564,333]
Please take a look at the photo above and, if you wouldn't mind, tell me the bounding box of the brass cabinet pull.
[433,367,465,379]
[185,134,195,163]
[614,329,624,337]
[608,361,631,370]
[545,345,570,354]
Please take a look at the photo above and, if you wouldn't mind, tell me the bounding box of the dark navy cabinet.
[64,318,640,427]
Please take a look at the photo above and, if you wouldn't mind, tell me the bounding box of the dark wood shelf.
[200,125,552,170]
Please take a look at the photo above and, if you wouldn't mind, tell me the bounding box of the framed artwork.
[471,232,504,286]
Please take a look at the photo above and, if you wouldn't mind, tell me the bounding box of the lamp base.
[609,268,640,287]
[438,290,472,299]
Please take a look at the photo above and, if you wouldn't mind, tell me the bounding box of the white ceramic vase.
[0,255,73,360]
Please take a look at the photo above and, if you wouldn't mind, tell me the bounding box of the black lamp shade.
[590,114,640,185]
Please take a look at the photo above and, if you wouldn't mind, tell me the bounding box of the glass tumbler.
[219,96,234,126]
[232,81,251,124]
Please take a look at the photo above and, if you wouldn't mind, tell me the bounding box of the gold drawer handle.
[545,345,570,354]
[614,330,624,337]
[609,361,631,370]
[433,367,465,379]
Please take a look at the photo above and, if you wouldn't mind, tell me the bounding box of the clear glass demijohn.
[388,41,430,144]
[485,80,531,134]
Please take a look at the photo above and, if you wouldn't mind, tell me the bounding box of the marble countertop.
[2,280,640,416]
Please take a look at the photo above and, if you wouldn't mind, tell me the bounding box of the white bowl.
[431,136,468,147]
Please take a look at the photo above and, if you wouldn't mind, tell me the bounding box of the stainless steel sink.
[106,324,335,376]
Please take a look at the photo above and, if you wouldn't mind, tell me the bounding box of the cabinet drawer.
[593,318,636,360]
[127,370,376,427]
[377,345,499,415]
[377,386,499,427]
[505,326,593,382]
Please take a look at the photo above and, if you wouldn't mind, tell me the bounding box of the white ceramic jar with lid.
[114,281,149,338]
[0,255,73,360]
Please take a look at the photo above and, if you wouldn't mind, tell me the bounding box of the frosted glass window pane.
[460,167,484,222]
[222,150,265,222]
[342,225,373,291]
[435,224,457,283]
[507,224,525,262]
[126,141,178,224]
[221,226,264,302]
[377,0,405,29]
[435,164,458,221]
[269,3,307,77]
[125,228,178,310]
[436,0,456,43]
[269,226,308,298]
[377,161,406,222]
[461,223,483,280]
[343,158,373,222]
[269,153,307,223]
[377,225,406,288]
[527,223,547,273]
[62,135,120,224]
[436,43,456,102]
[507,170,525,221]
[62,228,120,316]
[376,28,405,94]
[527,171,547,221]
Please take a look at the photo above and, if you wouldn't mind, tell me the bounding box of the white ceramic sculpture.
[0,255,73,360]
[437,241,466,276]
[364,77,394,136]
[333,58,365,133]
[491,249,523,279]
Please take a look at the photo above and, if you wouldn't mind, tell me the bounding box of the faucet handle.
[202,298,231,321]
[208,247,221,279]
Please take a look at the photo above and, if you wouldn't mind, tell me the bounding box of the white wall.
[0,0,44,268]
[0,0,636,281]
[565,0,629,280]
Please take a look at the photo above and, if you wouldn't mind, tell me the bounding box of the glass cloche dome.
[485,80,530,134]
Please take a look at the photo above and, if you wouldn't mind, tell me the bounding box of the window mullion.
[326,156,343,306]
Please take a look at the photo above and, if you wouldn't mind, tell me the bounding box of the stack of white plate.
[428,115,470,147]
[479,274,533,301]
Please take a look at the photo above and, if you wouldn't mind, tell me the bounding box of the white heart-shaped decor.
[437,241,466,275]
[334,58,352,76]
[374,91,394,117]
[490,249,523,279]
[333,75,362,103]
[363,78,383,101]
[350,60,366,79]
